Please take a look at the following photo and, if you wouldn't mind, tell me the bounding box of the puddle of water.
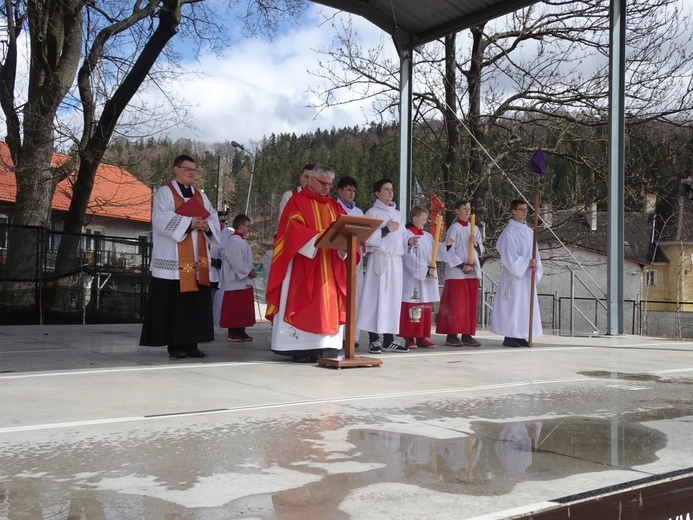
[347,416,666,492]
[579,370,659,381]
[579,370,693,385]
[0,399,687,517]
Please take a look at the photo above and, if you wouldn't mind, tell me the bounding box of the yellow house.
[645,178,693,312]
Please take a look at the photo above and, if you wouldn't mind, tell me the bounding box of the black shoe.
[185,346,206,358]
[167,347,187,359]
[502,337,520,348]
[292,355,318,363]
[517,338,529,347]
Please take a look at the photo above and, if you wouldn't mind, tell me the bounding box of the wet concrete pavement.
[1,323,692,519]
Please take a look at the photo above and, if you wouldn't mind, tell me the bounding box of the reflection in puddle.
[0,406,680,517]
[579,370,659,381]
[349,416,666,488]
[579,370,693,385]
[494,422,539,474]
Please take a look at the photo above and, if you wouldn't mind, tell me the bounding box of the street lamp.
[231,141,255,215]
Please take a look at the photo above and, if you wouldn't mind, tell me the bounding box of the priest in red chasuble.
[266,165,348,362]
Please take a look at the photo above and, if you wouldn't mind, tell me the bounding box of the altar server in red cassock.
[436,200,484,347]
[399,206,440,348]
[220,214,257,342]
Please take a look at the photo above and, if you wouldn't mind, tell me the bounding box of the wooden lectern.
[315,214,383,369]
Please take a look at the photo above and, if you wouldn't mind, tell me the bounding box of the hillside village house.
[649,178,693,312]
[0,142,152,268]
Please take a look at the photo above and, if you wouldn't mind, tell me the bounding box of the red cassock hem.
[435,278,479,334]
[220,288,256,328]
[399,302,432,338]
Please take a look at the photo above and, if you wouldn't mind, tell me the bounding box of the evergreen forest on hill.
[102,118,693,258]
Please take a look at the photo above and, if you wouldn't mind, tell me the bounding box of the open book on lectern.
[314,214,383,251]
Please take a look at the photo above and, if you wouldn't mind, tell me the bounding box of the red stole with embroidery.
[167,182,210,292]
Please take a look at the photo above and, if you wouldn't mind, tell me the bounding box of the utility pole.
[216,155,223,211]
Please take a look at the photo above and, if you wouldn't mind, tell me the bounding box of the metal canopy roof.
[309,0,627,335]
[310,0,539,50]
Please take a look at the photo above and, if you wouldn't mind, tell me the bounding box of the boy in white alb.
[356,179,409,353]
[399,206,439,348]
[212,212,234,332]
[436,200,484,346]
[219,214,257,342]
[490,199,542,347]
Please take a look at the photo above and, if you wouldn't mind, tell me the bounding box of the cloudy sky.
[158,3,393,147]
[156,0,693,148]
[6,1,692,150]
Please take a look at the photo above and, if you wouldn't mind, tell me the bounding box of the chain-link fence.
[0,223,150,325]
[639,301,693,339]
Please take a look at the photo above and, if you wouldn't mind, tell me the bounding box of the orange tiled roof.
[0,142,151,222]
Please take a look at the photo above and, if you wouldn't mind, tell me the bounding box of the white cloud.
[113,0,693,145]
[5,0,693,148]
[0,4,397,149]
[158,6,397,145]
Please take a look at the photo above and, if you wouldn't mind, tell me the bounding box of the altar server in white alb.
[336,175,365,347]
[140,154,220,359]
[356,178,409,353]
[435,200,484,347]
[399,206,439,348]
[211,211,234,332]
[208,211,225,301]
[490,199,542,347]
[220,214,257,342]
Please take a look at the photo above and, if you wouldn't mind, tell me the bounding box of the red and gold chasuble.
[266,188,347,334]
[167,182,210,293]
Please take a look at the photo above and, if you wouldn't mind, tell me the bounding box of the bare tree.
[310,0,693,230]
[0,0,308,226]
[0,0,308,303]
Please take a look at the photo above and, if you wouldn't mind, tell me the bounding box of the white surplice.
[437,221,484,281]
[401,229,440,304]
[220,233,254,291]
[490,218,543,339]
[209,226,232,284]
[356,199,405,334]
[212,226,233,329]
[337,198,365,340]
[278,186,302,220]
[149,183,219,280]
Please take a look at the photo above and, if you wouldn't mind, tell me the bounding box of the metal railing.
[0,224,150,325]
[3,223,693,338]
[567,268,607,335]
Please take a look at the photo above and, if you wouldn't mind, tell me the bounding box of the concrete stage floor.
[1,323,692,519]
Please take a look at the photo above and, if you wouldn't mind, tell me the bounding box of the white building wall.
[480,244,643,335]
[84,218,150,239]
